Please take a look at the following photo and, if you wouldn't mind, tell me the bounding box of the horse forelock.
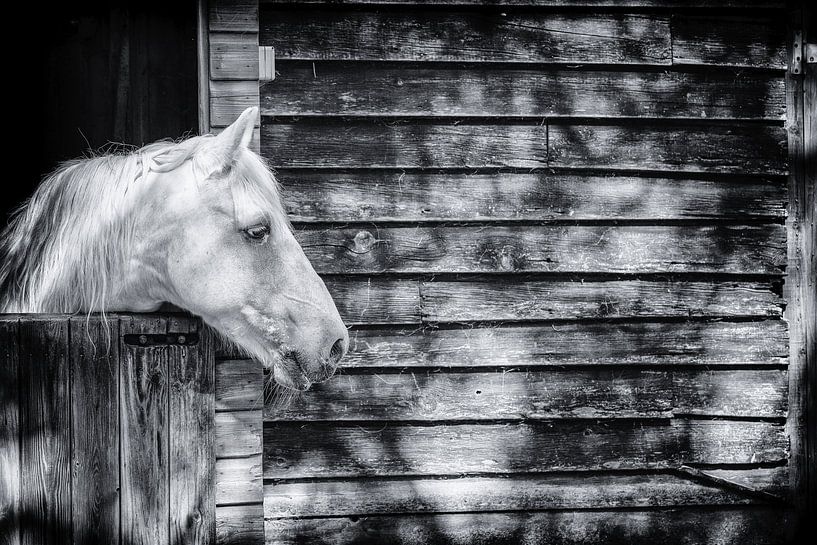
[0,135,288,313]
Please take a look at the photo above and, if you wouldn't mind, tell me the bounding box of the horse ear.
[212,106,258,158]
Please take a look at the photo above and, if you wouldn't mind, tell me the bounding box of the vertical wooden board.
[170,318,216,545]
[18,318,71,545]
[120,316,170,545]
[0,318,19,545]
[210,32,259,80]
[209,0,258,32]
[70,317,120,545]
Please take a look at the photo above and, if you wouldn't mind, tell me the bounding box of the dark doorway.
[3,0,198,223]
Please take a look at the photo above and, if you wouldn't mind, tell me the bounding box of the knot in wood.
[352,230,377,253]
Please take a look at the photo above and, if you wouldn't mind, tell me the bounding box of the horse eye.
[243,224,270,241]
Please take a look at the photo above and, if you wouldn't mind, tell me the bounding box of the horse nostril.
[328,337,346,366]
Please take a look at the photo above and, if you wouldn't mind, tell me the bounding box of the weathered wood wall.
[0,315,239,545]
[251,0,802,543]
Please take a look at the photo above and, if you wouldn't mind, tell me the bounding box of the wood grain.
[261,0,784,5]
[265,369,787,421]
[120,316,170,545]
[217,503,264,545]
[263,66,786,120]
[325,278,421,324]
[420,280,783,322]
[216,455,263,506]
[281,172,788,222]
[18,318,71,545]
[263,123,548,168]
[340,321,789,368]
[548,124,788,175]
[264,508,793,545]
[263,420,788,478]
[216,410,263,458]
[264,472,762,519]
[0,318,19,545]
[260,10,671,64]
[69,317,119,545]
[672,15,787,69]
[209,0,258,32]
[169,318,215,545]
[294,225,786,275]
[216,358,263,412]
[211,81,261,127]
[210,32,259,80]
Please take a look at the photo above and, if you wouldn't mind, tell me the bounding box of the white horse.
[0,107,347,390]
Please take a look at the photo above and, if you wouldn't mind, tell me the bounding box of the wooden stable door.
[0,314,214,545]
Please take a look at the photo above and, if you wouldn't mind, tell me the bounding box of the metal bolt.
[138,335,148,345]
[177,335,186,344]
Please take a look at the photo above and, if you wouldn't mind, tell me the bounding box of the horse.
[0,107,348,390]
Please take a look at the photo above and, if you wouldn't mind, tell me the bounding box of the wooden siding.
[253,0,801,543]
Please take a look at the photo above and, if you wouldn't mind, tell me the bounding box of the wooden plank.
[120,316,170,545]
[421,280,783,322]
[263,420,788,478]
[263,67,786,120]
[216,455,263,506]
[261,0,785,5]
[349,320,789,368]
[211,81,261,127]
[260,10,672,64]
[265,508,793,545]
[227,320,790,368]
[326,278,420,325]
[265,369,787,421]
[672,15,787,69]
[282,173,788,222]
[197,0,210,134]
[217,504,263,545]
[548,125,788,175]
[0,318,19,545]
[263,123,548,168]
[210,32,259,80]
[216,359,263,412]
[294,225,787,275]
[18,318,71,545]
[69,317,119,545]
[264,472,762,519]
[216,410,263,458]
[210,0,258,32]
[169,317,215,545]
[697,467,789,499]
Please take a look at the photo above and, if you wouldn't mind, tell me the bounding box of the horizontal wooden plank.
[672,15,787,69]
[216,410,263,458]
[260,10,671,64]
[294,225,786,274]
[211,81,261,127]
[264,369,787,421]
[263,123,548,168]
[210,32,259,80]
[265,508,792,545]
[216,359,263,411]
[264,473,762,519]
[696,467,789,499]
[261,0,784,6]
[263,66,785,120]
[216,455,263,506]
[341,321,789,368]
[263,420,787,478]
[282,173,788,222]
[217,503,264,545]
[421,280,783,322]
[210,0,258,32]
[325,278,420,324]
[548,125,788,175]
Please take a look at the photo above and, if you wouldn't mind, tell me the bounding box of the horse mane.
[0,135,287,313]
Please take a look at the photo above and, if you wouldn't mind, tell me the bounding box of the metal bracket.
[807,42,817,64]
[124,333,199,347]
[792,31,803,74]
[259,46,275,82]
